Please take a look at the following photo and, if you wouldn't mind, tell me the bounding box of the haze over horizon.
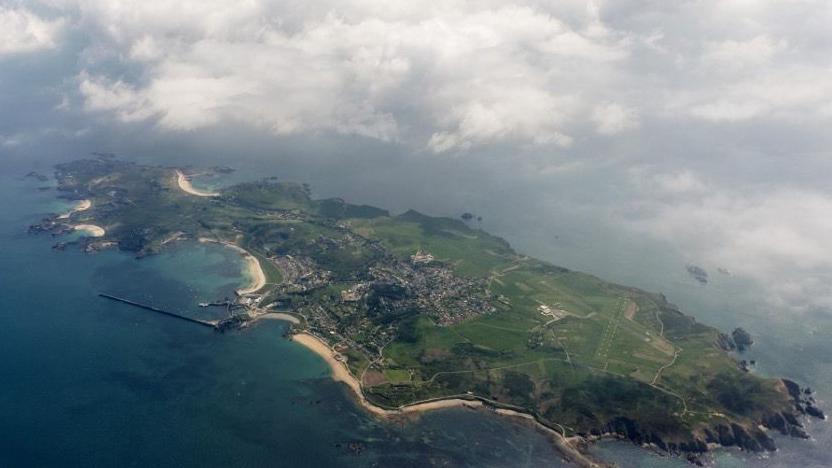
[3,0,832,319]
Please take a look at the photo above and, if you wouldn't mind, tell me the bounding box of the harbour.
[98,293,248,332]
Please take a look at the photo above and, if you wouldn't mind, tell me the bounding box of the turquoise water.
[0,170,569,467]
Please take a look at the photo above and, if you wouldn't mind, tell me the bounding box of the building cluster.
[270,254,332,294]
[340,283,369,302]
[263,248,495,361]
[410,250,435,264]
[537,303,568,322]
[369,259,494,326]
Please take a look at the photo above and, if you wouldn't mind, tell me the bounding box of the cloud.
[13,0,832,145]
[78,73,156,122]
[57,2,631,149]
[622,170,832,311]
[592,102,639,135]
[702,35,787,66]
[0,6,64,56]
[628,168,707,195]
[28,0,827,150]
[680,65,832,122]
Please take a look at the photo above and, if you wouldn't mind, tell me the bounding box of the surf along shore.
[56,199,106,237]
[175,170,219,197]
[197,238,266,295]
[289,331,608,468]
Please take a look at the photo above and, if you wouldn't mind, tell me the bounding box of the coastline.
[198,238,266,294]
[175,170,219,197]
[237,254,267,295]
[291,332,395,417]
[73,224,105,237]
[289,331,608,468]
[58,199,91,219]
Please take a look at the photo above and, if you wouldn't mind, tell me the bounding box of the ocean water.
[0,169,569,467]
[2,153,829,467]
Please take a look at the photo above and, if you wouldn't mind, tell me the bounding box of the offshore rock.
[731,328,753,352]
[783,378,825,420]
[806,405,826,420]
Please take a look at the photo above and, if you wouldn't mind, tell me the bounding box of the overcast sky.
[2,0,832,316]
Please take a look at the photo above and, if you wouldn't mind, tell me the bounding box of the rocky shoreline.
[582,378,825,465]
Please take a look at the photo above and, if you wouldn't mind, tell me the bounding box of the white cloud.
[681,67,832,122]
[0,6,64,56]
[702,35,787,66]
[34,0,827,148]
[428,86,578,152]
[9,0,832,146]
[623,171,832,311]
[629,168,708,195]
[592,102,639,135]
[689,101,768,122]
[58,2,630,149]
[78,73,155,122]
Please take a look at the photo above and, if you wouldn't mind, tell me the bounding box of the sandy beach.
[292,334,498,416]
[175,170,219,197]
[257,313,301,324]
[291,331,607,467]
[493,409,608,467]
[198,238,266,295]
[237,254,266,295]
[291,333,397,416]
[58,199,91,219]
[292,333,491,418]
[74,224,105,237]
[401,398,483,413]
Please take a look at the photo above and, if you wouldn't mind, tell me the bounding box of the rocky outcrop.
[716,332,736,351]
[738,359,756,372]
[594,417,776,462]
[783,379,826,420]
[685,265,709,284]
[731,328,754,352]
[715,327,754,353]
[24,171,49,182]
[28,218,74,236]
[587,379,826,466]
[806,405,826,419]
[761,411,809,438]
[783,378,801,399]
[699,423,775,452]
[600,417,694,453]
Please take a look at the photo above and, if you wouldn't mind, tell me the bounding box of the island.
[685,265,709,285]
[30,157,824,466]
